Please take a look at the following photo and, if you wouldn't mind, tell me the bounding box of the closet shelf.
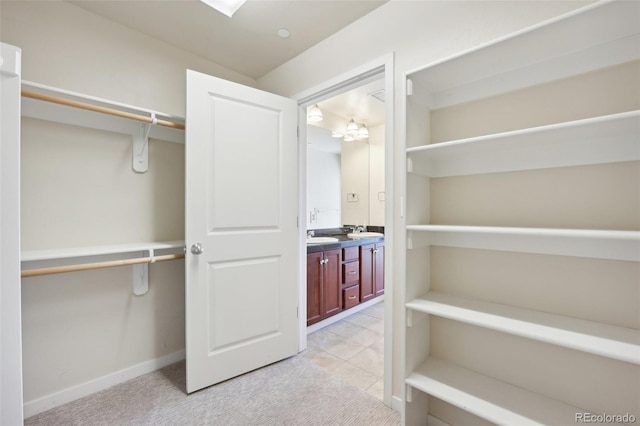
[406,357,587,426]
[406,110,640,177]
[407,2,639,108]
[407,292,640,366]
[21,240,185,262]
[21,81,185,144]
[406,225,640,261]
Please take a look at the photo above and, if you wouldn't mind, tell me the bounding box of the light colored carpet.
[25,355,400,426]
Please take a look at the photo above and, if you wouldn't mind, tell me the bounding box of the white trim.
[24,349,185,418]
[306,296,384,334]
[428,414,452,426]
[392,395,404,413]
[1,42,24,426]
[293,52,395,409]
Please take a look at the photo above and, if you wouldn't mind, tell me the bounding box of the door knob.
[190,243,204,255]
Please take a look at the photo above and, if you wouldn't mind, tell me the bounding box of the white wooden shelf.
[406,225,640,261]
[407,1,640,108]
[21,241,186,294]
[406,292,640,366]
[406,357,587,426]
[21,81,185,145]
[21,240,185,262]
[407,111,640,177]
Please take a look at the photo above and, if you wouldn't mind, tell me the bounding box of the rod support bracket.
[132,113,156,173]
[132,263,149,295]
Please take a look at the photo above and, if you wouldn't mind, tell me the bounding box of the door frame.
[291,53,394,407]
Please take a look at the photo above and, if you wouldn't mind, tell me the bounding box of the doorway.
[294,55,394,407]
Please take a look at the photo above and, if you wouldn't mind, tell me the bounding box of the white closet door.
[185,69,299,393]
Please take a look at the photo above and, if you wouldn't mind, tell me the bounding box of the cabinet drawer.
[342,261,359,284]
[343,246,359,262]
[343,285,360,309]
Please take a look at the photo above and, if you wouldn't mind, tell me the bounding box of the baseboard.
[24,349,185,418]
[306,295,384,334]
[392,394,403,412]
[428,414,452,426]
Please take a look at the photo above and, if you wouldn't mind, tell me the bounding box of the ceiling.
[69,0,387,80]
[69,0,386,151]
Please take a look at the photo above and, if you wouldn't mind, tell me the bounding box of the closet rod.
[21,90,186,130]
[21,253,185,278]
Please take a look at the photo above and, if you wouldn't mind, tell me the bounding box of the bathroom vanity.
[306,229,384,326]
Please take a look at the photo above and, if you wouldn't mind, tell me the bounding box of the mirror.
[306,124,384,230]
[305,78,385,231]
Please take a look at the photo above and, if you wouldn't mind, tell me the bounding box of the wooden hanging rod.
[21,253,185,278]
[21,90,186,130]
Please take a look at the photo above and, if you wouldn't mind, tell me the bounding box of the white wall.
[257,0,593,407]
[0,0,256,416]
[0,1,255,116]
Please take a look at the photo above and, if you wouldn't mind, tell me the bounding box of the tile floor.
[302,301,385,400]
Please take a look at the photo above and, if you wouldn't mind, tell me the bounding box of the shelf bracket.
[406,385,413,403]
[132,113,156,173]
[407,308,414,327]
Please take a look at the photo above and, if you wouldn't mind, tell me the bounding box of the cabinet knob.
[373,249,379,254]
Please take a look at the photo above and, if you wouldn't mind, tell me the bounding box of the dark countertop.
[306,233,384,254]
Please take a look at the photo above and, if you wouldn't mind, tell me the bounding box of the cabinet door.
[374,243,385,296]
[306,252,323,326]
[323,249,342,317]
[359,243,375,303]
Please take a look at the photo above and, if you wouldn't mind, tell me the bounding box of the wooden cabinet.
[306,249,341,326]
[401,2,640,424]
[307,239,384,325]
[359,242,384,303]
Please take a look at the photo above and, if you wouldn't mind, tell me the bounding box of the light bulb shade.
[346,119,359,136]
[357,125,369,139]
[307,104,323,122]
[343,135,355,142]
[331,131,343,138]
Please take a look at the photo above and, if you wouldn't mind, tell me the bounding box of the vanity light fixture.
[199,0,246,17]
[357,124,369,139]
[307,104,323,122]
[332,119,369,141]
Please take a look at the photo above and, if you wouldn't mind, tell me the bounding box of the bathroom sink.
[306,237,339,244]
[347,232,384,239]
